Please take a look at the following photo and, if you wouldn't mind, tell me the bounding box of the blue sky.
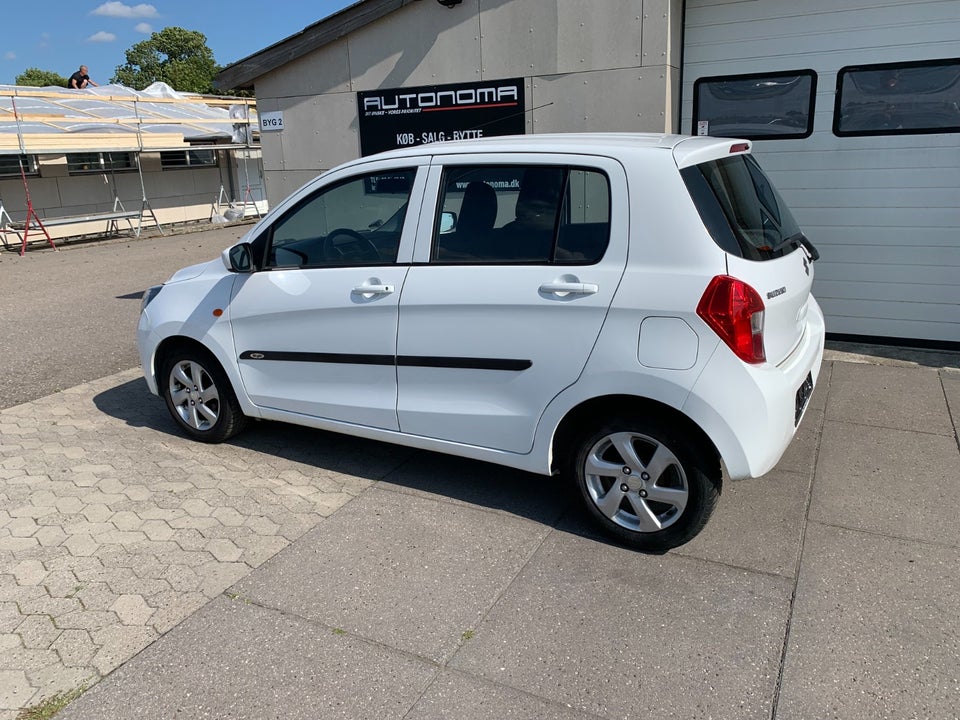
[1,1,356,86]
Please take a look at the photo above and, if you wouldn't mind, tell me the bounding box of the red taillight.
[729,142,750,154]
[697,275,766,364]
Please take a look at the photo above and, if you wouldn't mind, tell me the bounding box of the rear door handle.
[539,282,599,296]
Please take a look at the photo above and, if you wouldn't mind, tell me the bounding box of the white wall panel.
[682,0,960,342]
[349,0,483,89]
[532,68,673,133]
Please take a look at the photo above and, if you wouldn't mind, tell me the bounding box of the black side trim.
[239,351,394,366]
[239,351,532,371]
[398,356,532,371]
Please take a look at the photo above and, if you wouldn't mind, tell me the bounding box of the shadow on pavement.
[92,376,600,540]
[826,339,960,369]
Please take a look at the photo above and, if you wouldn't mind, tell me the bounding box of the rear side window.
[432,165,610,265]
[692,70,817,140]
[834,58,960,136]
[681,155,802,261]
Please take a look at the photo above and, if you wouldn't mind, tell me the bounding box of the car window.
[432,165,610,265]
[681,154,802,261]
[264,169,416,269]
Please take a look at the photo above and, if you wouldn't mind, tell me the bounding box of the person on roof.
[67,66,99,89]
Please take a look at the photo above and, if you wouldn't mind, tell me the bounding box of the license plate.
[795,372,814,426]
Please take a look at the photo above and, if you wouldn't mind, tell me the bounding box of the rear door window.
[681,155,803,261]
[432,165,610,265]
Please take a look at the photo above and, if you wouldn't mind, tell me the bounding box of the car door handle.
[352,284,394,296]
[539,282,599,296]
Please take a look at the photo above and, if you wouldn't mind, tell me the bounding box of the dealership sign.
[357,77,525,156]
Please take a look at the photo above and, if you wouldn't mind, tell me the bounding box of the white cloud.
[4,51,16,60]
[87,31,118,43]
[134,22,153,34]
[91,2,159,18]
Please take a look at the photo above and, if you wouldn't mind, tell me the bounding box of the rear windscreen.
[681,154,802,261]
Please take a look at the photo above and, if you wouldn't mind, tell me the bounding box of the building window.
[67,152,135,174]
[692,70,817,140]
[834,58,960,136]
[160,149,217,169]
[0,155,37,178]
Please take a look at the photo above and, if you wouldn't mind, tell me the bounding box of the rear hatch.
[676,139,816,365]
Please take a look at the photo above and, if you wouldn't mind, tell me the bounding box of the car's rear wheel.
[566,415,720,551]
[161,348,246,443]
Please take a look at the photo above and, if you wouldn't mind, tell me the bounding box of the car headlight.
[140,285,163,314]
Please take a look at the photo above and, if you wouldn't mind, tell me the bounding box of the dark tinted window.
[160,149,217,168]
[834,58,960,136]
[681,155,803,262]
[265,169,415,269]
[433,165,610,265]
[693,70,817,140]
[0,155,36,178]
[66,152,134,174]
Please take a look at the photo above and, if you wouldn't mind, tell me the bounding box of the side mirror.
[223,242,255,273]
[439,211,456,234]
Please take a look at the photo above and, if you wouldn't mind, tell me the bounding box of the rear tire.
[161,348,247,443]
[564,414,720,551]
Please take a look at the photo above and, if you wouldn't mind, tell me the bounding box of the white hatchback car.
[138,133,824,550]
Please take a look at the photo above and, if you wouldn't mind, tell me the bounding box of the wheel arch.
[154,335,218,383]
[550,394,722,485]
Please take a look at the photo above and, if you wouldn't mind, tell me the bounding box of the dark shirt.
[68,71,90,89]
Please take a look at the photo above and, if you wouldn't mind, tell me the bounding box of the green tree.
[15,67,68,87]
[113,27,218,93]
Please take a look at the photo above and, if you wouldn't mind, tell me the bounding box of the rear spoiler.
[672,136,752,169]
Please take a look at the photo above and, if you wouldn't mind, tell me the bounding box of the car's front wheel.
[161,348,246,443]
[566,415,720,551]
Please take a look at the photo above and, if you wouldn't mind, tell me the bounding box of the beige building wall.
[252,0,684,204]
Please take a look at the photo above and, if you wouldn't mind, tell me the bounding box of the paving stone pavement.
[0,369,409,717]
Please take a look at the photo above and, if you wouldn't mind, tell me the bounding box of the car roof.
[346,132,750,169]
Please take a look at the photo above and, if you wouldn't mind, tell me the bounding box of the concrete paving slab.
[811,420,960,546]
[404,670,595,720]
[59,595,438,720]
[677,468,810,577]
[825,363,954,436]
[0,369,404,713]
[449,531,793,720]
[233,486,557,663]
[378,451,572,526]
[942,371,960,438]
[776,522,960,720]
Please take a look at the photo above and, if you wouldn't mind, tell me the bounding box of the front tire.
[565,415,720,551]
[161,348,247,443]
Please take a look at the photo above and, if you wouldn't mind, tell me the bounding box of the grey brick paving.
[0,368,401,714]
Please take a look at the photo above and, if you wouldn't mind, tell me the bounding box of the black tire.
[161,347,247,443]
[564,415,720,551]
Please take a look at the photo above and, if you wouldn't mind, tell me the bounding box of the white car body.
[138,133,825,549]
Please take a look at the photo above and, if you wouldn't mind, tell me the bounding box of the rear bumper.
[683,297,826,479]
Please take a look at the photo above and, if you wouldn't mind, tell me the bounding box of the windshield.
[681,154,803,261]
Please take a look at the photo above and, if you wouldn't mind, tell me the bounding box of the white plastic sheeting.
[0,82,257,151]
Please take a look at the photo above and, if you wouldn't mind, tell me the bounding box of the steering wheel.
[322,228,380,263]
